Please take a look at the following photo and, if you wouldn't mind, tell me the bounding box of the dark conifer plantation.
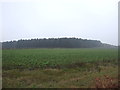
[2,38,103,49]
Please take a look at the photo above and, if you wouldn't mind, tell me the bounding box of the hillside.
[2,38,116,49]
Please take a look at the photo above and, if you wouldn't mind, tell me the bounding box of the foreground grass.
[3,65,118,88]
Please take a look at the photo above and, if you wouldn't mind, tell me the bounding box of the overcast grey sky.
[0,0,119,45]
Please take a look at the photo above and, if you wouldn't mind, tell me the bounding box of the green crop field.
[2,48,119,88]
[3,48,118,69]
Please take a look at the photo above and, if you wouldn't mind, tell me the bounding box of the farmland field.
[2,48,119,88]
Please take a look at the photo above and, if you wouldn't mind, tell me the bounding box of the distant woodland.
[2,38,115,49]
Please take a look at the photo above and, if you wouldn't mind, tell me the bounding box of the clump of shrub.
[94,75,119,88]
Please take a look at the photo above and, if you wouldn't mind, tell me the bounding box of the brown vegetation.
[94,75,119,89]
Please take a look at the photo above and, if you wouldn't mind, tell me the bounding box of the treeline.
[2,38,103,49]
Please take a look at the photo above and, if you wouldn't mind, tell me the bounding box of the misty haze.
[1,0,119,88]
